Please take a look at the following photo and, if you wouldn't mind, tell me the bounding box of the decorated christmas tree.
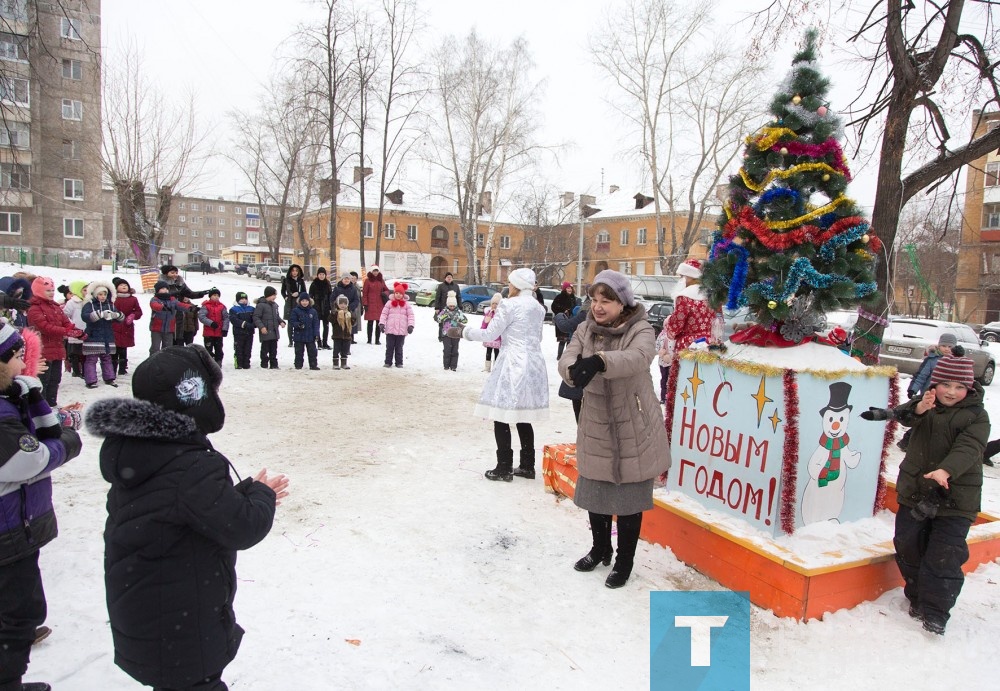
[701,30,883,347]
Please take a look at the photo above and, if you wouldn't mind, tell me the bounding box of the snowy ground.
[5,262,998,689]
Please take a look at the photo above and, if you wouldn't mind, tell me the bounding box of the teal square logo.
[650,591,750,691]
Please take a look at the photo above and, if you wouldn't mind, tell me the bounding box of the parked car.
[645,301,674,332]
[235,263,250,275]
[478,286,559,320]
[459,285,499,313]
[880,318,994,385]
[217,259,236,272]
[120,259,139,270]
[980,321,1000,342]
[263,266,285,282]
[181,262,218,274]
[398,278,438,302]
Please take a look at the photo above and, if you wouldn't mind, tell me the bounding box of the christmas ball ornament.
[817,106,828,116]
[862,234,870,244]
[780,147,788,156]
[792,95,801,105]
[768,300,777,310]
[822,174,830,181]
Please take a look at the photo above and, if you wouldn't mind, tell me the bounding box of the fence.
[0,246,61,268]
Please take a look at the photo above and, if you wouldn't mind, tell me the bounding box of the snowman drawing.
[801,382,863,525]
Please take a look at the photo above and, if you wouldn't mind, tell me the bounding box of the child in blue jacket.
[289,293,321,370]
[229,292,255,369]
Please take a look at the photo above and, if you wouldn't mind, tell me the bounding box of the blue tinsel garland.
[743,257,877,304]
[817,221,870,262]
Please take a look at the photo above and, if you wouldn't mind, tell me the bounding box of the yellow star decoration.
[751,376,773,427]
[687,363,705,405]
[768,408,782,433]
[680,388,690,404]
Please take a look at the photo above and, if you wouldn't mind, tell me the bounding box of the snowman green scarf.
[817,433,849,487]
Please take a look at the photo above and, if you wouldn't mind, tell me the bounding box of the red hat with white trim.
[677,259,703,279]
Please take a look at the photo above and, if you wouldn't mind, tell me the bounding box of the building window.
[191,229,199,237]
[62,99,82,120]
[206,243,214,251]
[178,228,186,235]
[63,178,83,200]
[234,219,242,228]
[0,121,29,148]
[205,218,215,226]
[234,231,242,240]
[0,32,28,62]
[383,222,396,239]
[246,217,260,228]
[62,58,82,80]
[178,241,186,249]
[984,204,1000,229]
[62,139,79,159]
[190,203,199,211]
[637,227,647,245]
[179,202,186,210]
[246,206,259,215]
[596,230,610,244]
[523,236,536,250]
[60,17,82,40]
[986,162,1000,188]
[218,218,225,227]
[205,230,213,238]
[0,77,28,106]
[217,232,225,241]
[620,229,629,245]
[618,261,633,275]
[0,1,28,21]
[0,211,20,234]
[218,204,225,212]
[63,218,83,238]
[178,215,186,223]
[500,235,511,249]
[453,231,459,246]
[363,221,373,238]
[233,206,241,214]
[407,224,417,241]
[205,204,213,212]
[476,233,485,247]
[192,242,199,251]
[0,162,29,189]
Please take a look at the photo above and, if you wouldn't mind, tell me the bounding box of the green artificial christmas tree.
[701,29,882,348]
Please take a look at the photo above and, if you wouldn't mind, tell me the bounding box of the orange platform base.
[543,444,1000,620]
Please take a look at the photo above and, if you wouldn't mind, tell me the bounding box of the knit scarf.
[817,433,849,487]
[336,308,353,331]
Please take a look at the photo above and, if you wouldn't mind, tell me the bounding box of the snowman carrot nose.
[831,421,841,431]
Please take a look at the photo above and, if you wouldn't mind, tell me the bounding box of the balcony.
[595,241,610,253]
[431,237,449,249]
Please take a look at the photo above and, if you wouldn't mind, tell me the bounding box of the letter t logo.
[674,615,728,666]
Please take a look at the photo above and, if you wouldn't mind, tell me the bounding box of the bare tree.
[892,188,962,319]
[511,186,585,286]
[430,31,541,284]
[101,42,209,265]
[229,73,317,264]
[372,0,424,267]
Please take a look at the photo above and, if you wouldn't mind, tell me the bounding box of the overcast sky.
[100,0,884,208]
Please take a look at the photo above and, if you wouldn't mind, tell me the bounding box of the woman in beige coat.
[558,270,671,588]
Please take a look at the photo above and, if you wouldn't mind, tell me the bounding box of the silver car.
[879,318,995,385]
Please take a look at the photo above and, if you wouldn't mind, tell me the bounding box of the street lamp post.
[577,200,585,295]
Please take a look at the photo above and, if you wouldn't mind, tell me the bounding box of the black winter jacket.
[331,280,360,314]
[434,280,461,311]
[309,278,333,318]
[88,398,276,687]
[894,384,989,520]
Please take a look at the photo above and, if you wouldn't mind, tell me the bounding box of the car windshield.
[887,322,940,340]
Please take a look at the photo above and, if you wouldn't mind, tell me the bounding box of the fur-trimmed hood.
[86,397,198,440]
[86,278,117,302]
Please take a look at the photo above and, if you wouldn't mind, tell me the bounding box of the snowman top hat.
[819,382,853,414]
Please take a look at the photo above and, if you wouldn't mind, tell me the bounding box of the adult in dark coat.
[86,346,288,691]
[361,266,388,345]
[308,267,333,349]
[280,265,307,347]
[551,282,580,358]
[433,272,462,341]
[159,265,207,342]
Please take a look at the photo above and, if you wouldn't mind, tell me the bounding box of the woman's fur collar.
[85,397,197,439]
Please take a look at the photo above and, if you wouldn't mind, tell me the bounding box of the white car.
[263,266,284,282]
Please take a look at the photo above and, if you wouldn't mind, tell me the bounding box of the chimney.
[579,194,596,207]
[386,189,404,205]
[478,191,492,215]
[633,193,654,210]
[609,185,620,194]
[561,191,575,208]
[353,166,373,183]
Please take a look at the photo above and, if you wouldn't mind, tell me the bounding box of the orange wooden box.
[542,443,1000,620]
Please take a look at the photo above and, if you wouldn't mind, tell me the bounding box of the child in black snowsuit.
[229,292,255,369]
[289,293,321,371]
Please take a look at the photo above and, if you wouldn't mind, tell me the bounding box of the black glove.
[379,323,386,333]
[222,330,228,337]
[859,407,891,421]
[11,297,31,311]
[569,354,605,389]
[209,321,219,329]
[407,325,414,334]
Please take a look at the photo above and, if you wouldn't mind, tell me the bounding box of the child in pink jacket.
[378,282,415,368]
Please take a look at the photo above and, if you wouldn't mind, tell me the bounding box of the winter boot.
[574,513,613,571]
[485,449,514,482]
[20,683,52,691]
[117,356,128,375]
[512,448,536,479]
[341,357,351,370]
[332,359,341,370]
[484,360,492,372]
[33,625,52,645]
[605,513,643,588]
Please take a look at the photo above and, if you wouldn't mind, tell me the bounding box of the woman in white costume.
[449,268,549,481]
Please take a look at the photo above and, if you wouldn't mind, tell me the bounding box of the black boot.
[574,512,613,571]
[20,683,52,691]
[117,354,128,375]
[606,513,643,588]
[512,448,536,479]
[485,449,514,482]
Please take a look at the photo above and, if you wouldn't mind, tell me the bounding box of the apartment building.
[294,187,712,285]
[0,0,104,268]
[955,109,1000,323]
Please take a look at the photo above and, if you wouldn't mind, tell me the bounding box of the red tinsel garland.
[873,372,901,514]
[780,369,799,535]
[664,357,681,445]
[724,206,868,252]
[769,138,853,181]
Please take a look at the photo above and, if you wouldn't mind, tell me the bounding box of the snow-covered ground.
[5,263,998,689]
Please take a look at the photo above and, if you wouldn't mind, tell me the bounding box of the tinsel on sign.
[701,29,882,347]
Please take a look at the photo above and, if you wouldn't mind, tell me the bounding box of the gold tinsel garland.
[676,349,897,380]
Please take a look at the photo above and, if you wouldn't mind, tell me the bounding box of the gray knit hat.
[591,269,636,307]
[938,332,957,347]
